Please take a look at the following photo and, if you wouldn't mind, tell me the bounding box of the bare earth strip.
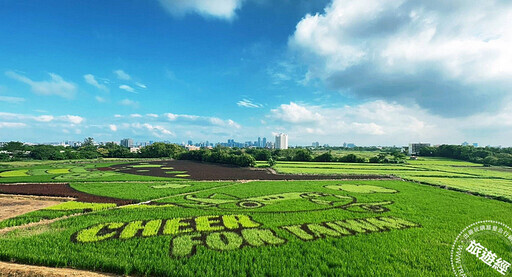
[0,195,70,221]
[0,261,120,277]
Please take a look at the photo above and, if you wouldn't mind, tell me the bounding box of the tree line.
[419,145,512,166]
[0,140,408,167]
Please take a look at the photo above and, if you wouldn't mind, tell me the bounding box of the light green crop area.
[0,158,510,276]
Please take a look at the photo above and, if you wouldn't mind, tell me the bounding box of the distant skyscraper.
[257,137,261,147]
[120,138,133,148]
[472,143,478,147]
[188,140,193,146]
[408,143,430,155]
[262,137,266,148]
[275,133,288,150]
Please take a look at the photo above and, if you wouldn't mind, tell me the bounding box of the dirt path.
[0,261,120,277]
[0,195,70,221]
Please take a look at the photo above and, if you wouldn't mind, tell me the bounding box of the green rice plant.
[0,179,510,276]
[46,168,71,175]
[0,169,29,177]
[152,183,191,189]
[45,201,116,212]
[131,165,163,168]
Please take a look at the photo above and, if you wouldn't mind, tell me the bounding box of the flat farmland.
[272,158,512,201]
[0,158,510,276]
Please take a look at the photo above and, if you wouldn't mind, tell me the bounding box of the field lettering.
[73,214,261,243]
[170,228,286,257]
[281,216,420,241]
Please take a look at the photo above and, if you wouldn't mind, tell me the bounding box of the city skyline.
[1,1,512,146]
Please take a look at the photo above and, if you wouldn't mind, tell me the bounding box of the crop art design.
[165,190,395,213]
[70,184,419,258]
[73,214,420,258]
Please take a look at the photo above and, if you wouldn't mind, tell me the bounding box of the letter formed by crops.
[281,216,420,241]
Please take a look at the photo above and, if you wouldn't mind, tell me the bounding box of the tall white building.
[275,133,288,150]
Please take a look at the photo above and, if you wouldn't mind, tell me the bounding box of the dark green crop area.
[272,157,512,201]
[0,158,511,276]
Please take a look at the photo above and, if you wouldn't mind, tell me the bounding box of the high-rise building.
[275,133,288,150]
[262,137,266,148]
[312,142,320,147]
[187,140,193,146]
[120,138,133,148]
[257,137,261,147]
[408,143,430,155]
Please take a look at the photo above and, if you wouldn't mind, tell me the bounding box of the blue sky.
[1,0,512,146]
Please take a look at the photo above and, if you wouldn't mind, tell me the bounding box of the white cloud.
[5,71,76,98]
[237,99,262,108]
[131,123,173,137]
[130,113,142,118]
[109,124,118,131]
[146,113,159,118]
[119,85,135,93]
[135,82,147,89]
[270,102,323,124]
[0,96,25,103]
[0,112,84,128]
[84,74,108,91]
[34,115,54,122]
[63,115,84,124]
[158,0,243,20]
[119,99,139,108]
[114,70,131,80]
[0,122,26,128]
[164,112,240,128]
[114,114,122,118]
[289,0,512,116]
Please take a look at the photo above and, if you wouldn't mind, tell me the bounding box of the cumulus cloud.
[0,96,25,104]
[266,99,512,145]
[119,85,135,93]
[109,124,118,131]
[290,0,512,116]
[114,70,131,80]
[63,115,84,124]
[237,99,263,108]
[130,113,142,118]
[5,71,76,98]
[164,112,240,128]
[84,74,108,91]
[271,102,323,124]
[158,0,244,20]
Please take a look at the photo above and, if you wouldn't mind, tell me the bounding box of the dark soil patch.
[108,160,394,181]
[0,183,134,205]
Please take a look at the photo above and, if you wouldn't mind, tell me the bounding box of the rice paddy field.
[270,157,512,202]
[0,157,511,276]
